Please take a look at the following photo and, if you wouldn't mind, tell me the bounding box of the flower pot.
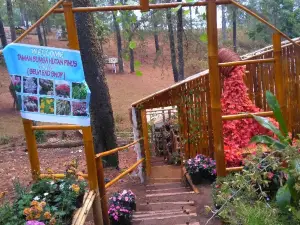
[190,172,202,185]
[110,217,132,225]
[121,202,136,211]
[190,172,215,185]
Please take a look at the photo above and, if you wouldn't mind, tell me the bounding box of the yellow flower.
[47,168,54,174]
[31,200,39,206]
[78,176,84,181]
[40,201,46,207]
[34,213,41,219]
[50,217,56,225]
[23,208,31,215]
[46,99,51,104]
[50,108,54,113]
[44,211,52,220]
[71,184,80,193]
[36,205,43,212]
[26,215,33,221]
[41,103,45,109]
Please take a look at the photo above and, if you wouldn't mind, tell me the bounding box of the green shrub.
[0,135,10,145]
[35,130,46,143]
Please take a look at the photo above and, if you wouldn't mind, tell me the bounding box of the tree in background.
[6,0,16,41]
[176,0,184,81]
[0,17,7,47]
[221,5,227,43]
[73,0,118,167]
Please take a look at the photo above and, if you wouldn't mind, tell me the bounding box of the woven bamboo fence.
[132,38,300,160]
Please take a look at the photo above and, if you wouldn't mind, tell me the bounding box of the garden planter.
[110,217,132,225]
[190,172,215,185]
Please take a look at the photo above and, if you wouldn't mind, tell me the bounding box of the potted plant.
[185,154,217,184]
[108,205,132,225]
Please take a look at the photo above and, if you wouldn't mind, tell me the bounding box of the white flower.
[44,193,49,196]
[122,190,128,195]
[33,196,40,201]
[50,181,55,185]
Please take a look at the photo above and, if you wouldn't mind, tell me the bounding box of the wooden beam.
[222,111,273,121]
[140,0,149,12]
[218,58,275,67]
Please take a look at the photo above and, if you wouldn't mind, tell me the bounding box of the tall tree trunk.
[232,7,237,52]
[110,0,124,73]
[129,35,135,73]
[42,22,48,46]
[153,19,159,52]
[6,0,16,41]
[0,19,8,47]
[177,0,184,81]
[166,9,179,82]
[36,18,44,46]
[189,6,193,30]
[25,9,29,29]
[73,0,118,166]
[222,5,227,42]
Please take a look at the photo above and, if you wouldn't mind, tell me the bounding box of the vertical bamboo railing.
[207,0,226,176]
[141,109,151,177]
[273,32,287,127]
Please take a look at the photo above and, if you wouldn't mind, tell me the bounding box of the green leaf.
[183,10,190,16]
[250,135,287,150]
[186,0,195,3]
[129,41,136,49]
[276,184,291,209]
[134,60,141,69]
[136,70,143,76]
[172,5,182,13]
[266,91,288,137]
[202,12,206,20]
[199,33,208,43]
[116,16,122,23]
[252,115,285,142]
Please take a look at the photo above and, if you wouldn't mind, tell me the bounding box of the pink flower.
[267,172,274,180]
[114,215,118,221]
[125,197,129,202]
[113,197,116,202]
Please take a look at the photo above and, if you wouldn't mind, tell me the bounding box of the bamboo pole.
[82,127,103,225]
[53,0,232,13]
[226,167,243,173]
[63,0,80,50]
[273,32,287,128]
[207,0,226,177]
[23,119,40,180]
[141,109,151,177]
[32,125,82,130]
[231,0,300,47]
[222,111,273,121]
[95,139,142,158]
[140,0,149,11]
[96,158,109,225]
[105,158,145,189]
[218,58,275,67]
[39,173,88,179]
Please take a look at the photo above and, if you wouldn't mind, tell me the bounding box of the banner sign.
[3,43,91,126]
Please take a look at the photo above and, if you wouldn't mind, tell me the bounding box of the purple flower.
[114,215,119,221]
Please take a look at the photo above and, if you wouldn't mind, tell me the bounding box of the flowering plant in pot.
[185,154,216,185]
[109,190,136,210]
[108,205,132,225]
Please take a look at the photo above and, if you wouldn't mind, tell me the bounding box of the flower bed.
[108,190,136,225]
[185,154,216,185]
[0,160,87,225]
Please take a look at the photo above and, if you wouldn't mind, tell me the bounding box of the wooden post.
[96,157,110,225]
[141,109,151,177]
[82,127,104,225]
[273,32,287,126]
[23,119,40,180]
[207,0,226,176]
[63,0,79,50]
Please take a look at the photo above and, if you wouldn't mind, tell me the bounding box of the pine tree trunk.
[73,0,118,166]
[177,0,184,81]
[232,7,237,52]
[222,5,227,42]
[111,9,124,73]
[166,9,179,82]
[189,6,193,30]
[129,35,135,73]
[0,19,8,47]
[36,16,44,46]
[42,22,48,46]
[6,0,16,41]
[153,1,160,52]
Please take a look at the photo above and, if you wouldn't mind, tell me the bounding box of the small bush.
[0,135,10,145]
[35,130,46,143]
